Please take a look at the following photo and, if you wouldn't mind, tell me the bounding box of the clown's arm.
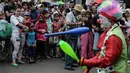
[80,35,122,68]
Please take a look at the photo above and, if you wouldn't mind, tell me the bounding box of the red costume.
[80,26,122,73]
[78,0,128,73]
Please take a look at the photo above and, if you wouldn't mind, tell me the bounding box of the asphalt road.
[0,58,97,73]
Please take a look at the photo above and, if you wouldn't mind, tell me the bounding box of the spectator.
[52,13,61,58]
[26,24,36,64]
[69,1,76,11]
[4,1,15,23]
[37,4,44,14]
[22,2,29,12]
[10,8,28,67]
[30,3,38,24]
[123,9,130,63]
[80,9,94,59]
[92,14,102,55]
[23,11,31,27]
[90,5,98,17]
[18,8,26,62]
[45,10,53,59]
[35,14,47,62]
[123,9,130,27]
[0,1,5,12]
[65,4,83,70]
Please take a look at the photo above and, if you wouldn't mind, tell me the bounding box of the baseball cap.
[24,12,30,16]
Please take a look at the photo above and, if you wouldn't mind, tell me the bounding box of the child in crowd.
[52,13,61,58]
[26,24,36,63]
[24,11,31,28]
[35,13,47,62]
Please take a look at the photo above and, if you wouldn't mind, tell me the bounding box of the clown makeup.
[99,14,111,30]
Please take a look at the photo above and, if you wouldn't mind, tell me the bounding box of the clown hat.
[98,0,122,21]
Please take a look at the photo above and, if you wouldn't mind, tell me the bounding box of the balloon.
[59,40,79,61]
[45,27,90,37]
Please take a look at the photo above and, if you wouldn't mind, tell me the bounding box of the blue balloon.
[45,27,90,37]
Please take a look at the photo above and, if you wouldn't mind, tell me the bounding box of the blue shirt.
[27,31,36,46]
[46,18,52,33]
[30,10,38,21]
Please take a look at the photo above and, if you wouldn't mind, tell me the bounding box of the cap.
[24,12,30,16]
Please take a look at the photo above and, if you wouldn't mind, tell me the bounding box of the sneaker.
[29,60,34,64]
[11,63,18,67]
[64,67,75,71]
[128,60,130,64]
[53,56,56,58]
[47,55,52,59]
[61,57,65,61]
[41,59,45,62]
[21,56,25,59]
[18,61,25,64]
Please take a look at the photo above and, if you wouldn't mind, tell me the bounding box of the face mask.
[39,19,44,23]
[45,8,48,11]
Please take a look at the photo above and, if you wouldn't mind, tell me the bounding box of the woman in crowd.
[10,7,28,67]
[80,9,94,59]
[18,8,26,62]
[35,10,48,62]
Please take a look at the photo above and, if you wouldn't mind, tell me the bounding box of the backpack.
[0,20,12,38]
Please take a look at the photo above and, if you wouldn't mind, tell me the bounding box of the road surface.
[0,58,97,73]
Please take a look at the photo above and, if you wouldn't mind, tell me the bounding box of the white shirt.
[18,16,24,23]
[66,11,77,23]
[10,15,20,38]
[125,19,130,27]
[66,11,78,30]
[0,3,5,12]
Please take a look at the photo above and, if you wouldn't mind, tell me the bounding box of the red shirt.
[52,21,61,33]
[35,21,47,41]
[24,17,31,27]
[20,17,31,33]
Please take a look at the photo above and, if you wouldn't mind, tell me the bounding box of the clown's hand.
[78,57,85,66]
[78,57,92,73]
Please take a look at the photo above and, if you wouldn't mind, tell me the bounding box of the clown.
[78,0,129,73]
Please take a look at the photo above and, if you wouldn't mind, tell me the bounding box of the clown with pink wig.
[78,0,130,73]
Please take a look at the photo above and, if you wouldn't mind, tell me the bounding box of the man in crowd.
[65,4,83,70]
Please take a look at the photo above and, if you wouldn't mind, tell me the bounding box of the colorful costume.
[79,0,129,73]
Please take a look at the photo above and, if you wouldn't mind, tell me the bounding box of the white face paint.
[99,14,111,30]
